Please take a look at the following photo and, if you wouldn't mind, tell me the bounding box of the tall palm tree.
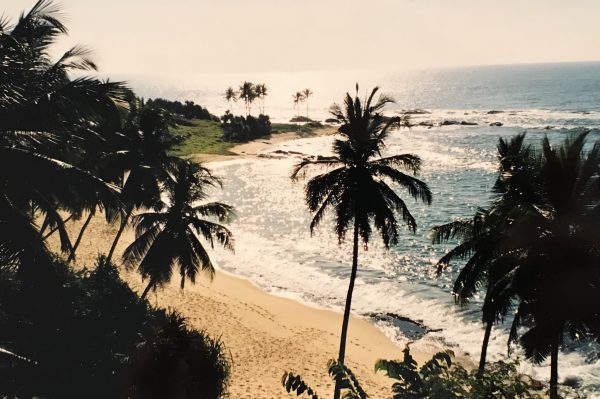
[291,86,431,399]
[103,107,180,264]
[224,87,237,112]
[0,0,126,270]
[302,88,313,119]
[292,92,304,118]
[123,161,234,298]
[238,81,256,116]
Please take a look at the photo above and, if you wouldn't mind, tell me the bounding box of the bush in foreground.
[0,257,230,399]
[283,345,583,399]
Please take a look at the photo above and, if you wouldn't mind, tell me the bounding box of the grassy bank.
[170,119,325,157]
[170,120,235,157]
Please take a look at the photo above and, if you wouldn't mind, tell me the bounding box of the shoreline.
[186,125,338,164]
[48,128,467,398]
[49,210,434,398]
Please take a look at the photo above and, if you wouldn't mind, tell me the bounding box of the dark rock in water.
[487,110,504,114]
[324,118,339,124]
[563,376,583,389]
[440,120,461,126]
[402,108,431,115]
[460,121,478,125]
[366,312,432,341]
[544,125,553,130]
[316,155,338,162]
[417,121,434,127]
[489,122,503,127]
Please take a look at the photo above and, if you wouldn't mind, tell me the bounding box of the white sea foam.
[203,127,600,395]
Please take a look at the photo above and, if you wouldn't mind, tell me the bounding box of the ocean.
[137,62,600,396]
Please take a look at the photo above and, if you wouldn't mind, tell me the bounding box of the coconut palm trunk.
[67,210,95,262]
[306,100,309,119]
[41,213,75,241]
[478,321,492,373]
[141,277,156,299]
[333,218,360,399]
[106,207,133,264]
[549,328,561,399]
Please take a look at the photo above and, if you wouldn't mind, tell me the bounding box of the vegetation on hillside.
[145,97,218,122]
[0,2,233,397]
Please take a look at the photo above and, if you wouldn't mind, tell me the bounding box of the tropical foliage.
[0,2,234,397]
[0,0,126,270]
[123,161,234,298]
[221,112,272,141]
[282,345,563,399]
[433,131,600,398]
[145,97,217,121]
[0,256,230,399]
[282,360,366,399]
[292,85,431,399]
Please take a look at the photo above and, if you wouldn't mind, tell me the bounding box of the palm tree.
[255,83,268,115]
[302,88,313,120]
[103,107,180,264]
[224,87,237,112]
[292,92,304,118]
[0,0,126,270]
[499,132,600,398]
[431,134,537,372]
[238,81,256,116]
[123,161,234,298]
[291,86,431,399]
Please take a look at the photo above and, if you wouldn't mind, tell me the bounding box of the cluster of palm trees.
[292,85,430,399]
[292,88,314,119]
[224,82,268,115]
[1,0,233,298]
[433,132,600,398]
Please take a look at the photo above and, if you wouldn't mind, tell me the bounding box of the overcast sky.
[4,0,600,80]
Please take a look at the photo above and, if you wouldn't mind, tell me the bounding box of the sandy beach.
[49,129,437,398]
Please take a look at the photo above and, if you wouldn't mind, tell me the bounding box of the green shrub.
[283,346,583,399]
[0,256,230,399]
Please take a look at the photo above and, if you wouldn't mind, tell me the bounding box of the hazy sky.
[4,0,600,80]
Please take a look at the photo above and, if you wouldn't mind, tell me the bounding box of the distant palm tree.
[123,161,234,298]
[224,87,237,112]
[291,86,431,399]
[103,107,180,264]
[255,83,268,115]
[238,81,256,116]
[302,88,313,119]
[292,92,304,118]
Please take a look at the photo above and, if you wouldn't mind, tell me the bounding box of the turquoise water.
[138,62,600,395]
